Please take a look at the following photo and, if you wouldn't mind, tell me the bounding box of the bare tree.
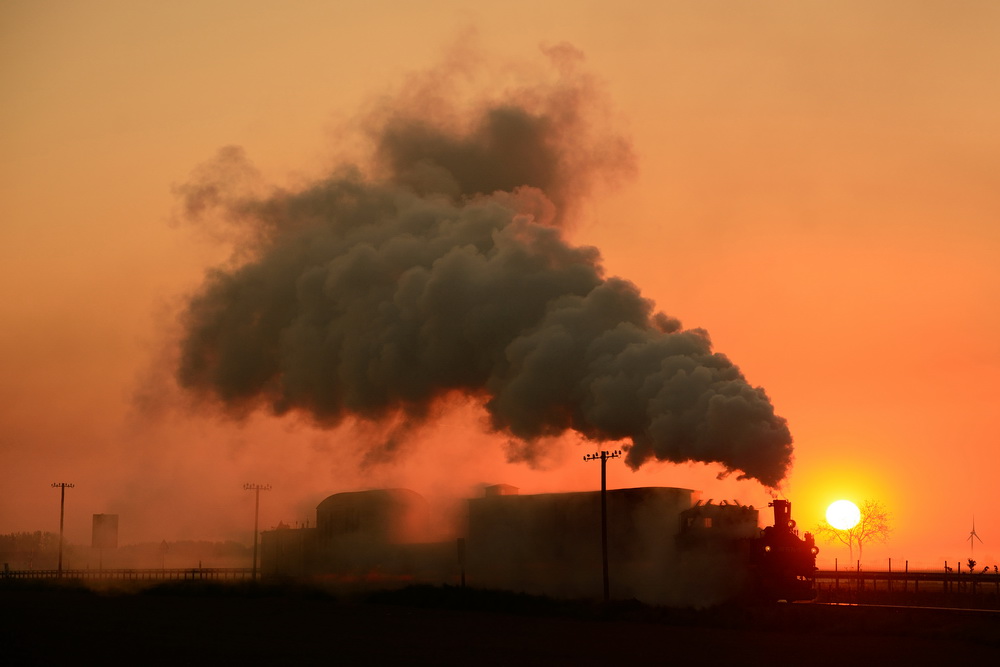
[815,499,892,566]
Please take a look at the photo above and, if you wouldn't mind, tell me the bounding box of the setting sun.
[826,500,861,530]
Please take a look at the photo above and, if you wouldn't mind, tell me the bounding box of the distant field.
[2,582,998,665]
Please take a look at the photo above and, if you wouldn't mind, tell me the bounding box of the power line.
[243,483,271,580]
[583,449,621,602]
[51,482,75,577]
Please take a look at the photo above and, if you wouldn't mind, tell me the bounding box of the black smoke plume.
[175,49,793,487]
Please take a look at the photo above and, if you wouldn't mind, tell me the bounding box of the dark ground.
[2,582,998,665]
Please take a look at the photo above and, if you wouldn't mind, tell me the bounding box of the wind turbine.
[968,516,984,554]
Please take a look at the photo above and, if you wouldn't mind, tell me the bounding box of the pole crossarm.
[583,450,622,464]
[243,483,272,492]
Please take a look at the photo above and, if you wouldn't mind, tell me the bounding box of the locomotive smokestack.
[771,499,792,531]
[173,48,794,487]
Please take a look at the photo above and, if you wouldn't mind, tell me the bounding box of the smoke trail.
[174,48,793,487]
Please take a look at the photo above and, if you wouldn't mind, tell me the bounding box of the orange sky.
[2,1,998,570]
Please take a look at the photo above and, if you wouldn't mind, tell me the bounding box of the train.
[260,485,818,605]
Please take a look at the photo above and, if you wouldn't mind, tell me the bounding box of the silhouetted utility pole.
[243,483,271,580]
[583,449,621,602]
[51,482,75,577]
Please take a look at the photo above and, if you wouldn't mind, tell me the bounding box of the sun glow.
[826,499,861,530]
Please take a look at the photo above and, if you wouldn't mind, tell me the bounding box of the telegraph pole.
[583,449,621,602]
[51,482,75,577]
[243,483,271,580]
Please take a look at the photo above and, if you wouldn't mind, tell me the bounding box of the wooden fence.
[814,565,1000,609]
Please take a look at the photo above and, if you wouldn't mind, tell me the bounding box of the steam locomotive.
[261,486,818,605]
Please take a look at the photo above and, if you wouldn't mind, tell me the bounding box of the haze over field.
[2,2,997,570]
